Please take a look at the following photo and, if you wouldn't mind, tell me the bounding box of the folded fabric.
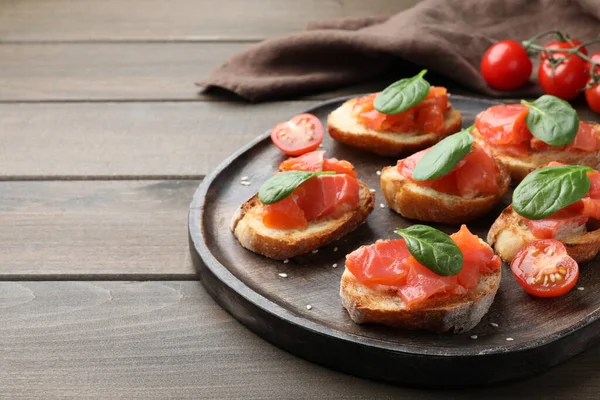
[199,0,600,102]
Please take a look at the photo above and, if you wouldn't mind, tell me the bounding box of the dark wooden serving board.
[189,95,600,386]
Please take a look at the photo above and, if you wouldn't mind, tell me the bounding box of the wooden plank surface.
[0,42,405,102]
[0,280,598,399]
[0,180,199,279]
[0,101,313,178]
[0,0,420,41]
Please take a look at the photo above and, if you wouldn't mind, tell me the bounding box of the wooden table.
[1,1,598,398]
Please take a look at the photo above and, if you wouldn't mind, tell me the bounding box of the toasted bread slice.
[231,181,375,260]
[340,261,501,333]
[379,161,510,224]
[327,98,462,157]
[487,205,600,263]
[472,123,600,181]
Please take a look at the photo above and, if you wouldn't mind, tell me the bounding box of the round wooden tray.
[188,95,600,386]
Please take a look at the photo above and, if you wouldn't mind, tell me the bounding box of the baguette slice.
[472,123,600,181]
[487,205,600,263]
[340,258,501,333]
[231,181,375,260]
[380,161,510,224]
[327,98,462,156]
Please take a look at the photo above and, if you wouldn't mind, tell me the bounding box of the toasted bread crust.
[379,160,510,224]
[327,98,462,157]
[472,123,600,181]
[231,181,375,260]
[487,205,600,263]
[340,266,500,333]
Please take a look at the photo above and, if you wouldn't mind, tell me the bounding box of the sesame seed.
[376,171,382,176]
[283,259,289,264]
[332,263,338,268]
[241,176,249,181]
[470,335,478,339]
[577,287,585,291]
[278,273,288,278]
[306,305,313,310]
[240,181,250,186]
[380,203,385,208]
[311,249,319,254]
[333,247,338,252]
[490,322,499,328]
[506,337,514,341]
[369,189,376,193]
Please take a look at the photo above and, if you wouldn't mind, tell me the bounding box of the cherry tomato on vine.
[270,113,324,156]
[481,40,532,91]
[538,53,588,100]
[510,240,579,298]
[585,79,600,113]
[586,52,600,76]
[540,39,587,60]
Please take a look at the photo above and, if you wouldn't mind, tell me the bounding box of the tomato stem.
[522,30,566,50]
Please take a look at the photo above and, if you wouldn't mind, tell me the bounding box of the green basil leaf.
[513,165,592,220]
[412,127,474,181]
[374,70,430,115]
[258,171,334,205]
[395,225,463,276]
[522,95,579,147]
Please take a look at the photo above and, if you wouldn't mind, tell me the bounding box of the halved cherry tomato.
[270,114,324,156]
[510,240,579,297]
[540,39,587,60]
[538,53,588,100]
[480,40,532,91]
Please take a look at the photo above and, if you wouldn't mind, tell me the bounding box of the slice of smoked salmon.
[262,195,307,230]
[279,150,325,172]
[524,208,588,239]
[295,174,360,220]
[322,158,357,177]
[565,122,599,152]
[396,256,456,307]
[475,104,530,146]
[455,146,499,198]
[587,170,600,198]
[345,239,411,287]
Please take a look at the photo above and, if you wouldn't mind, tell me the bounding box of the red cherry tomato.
[585,79,600,113]
[586,52,600,76]
[270,113,324,156]
[510,240,579,298]
[538,53,588,100]
[481,40,533,91]
[540,39,587,60]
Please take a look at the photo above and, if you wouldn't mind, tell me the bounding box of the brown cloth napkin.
[199,0,600,102]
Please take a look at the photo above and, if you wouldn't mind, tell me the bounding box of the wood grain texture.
[0,281,597,399]
[0,180,199,279]
[0,101,313,178]
[0,0,420,41]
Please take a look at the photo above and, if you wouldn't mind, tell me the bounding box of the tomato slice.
[271,113,324,156]
[510,240,579,297]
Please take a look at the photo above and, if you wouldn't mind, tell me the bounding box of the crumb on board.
[506,337,514,341]
[241,176,249,181]
[577,287,585,291]
[376,171,381,176]
[332,263,338,268]
[369,189,376,193]
[306,305,313,310]
[278,273,288,278]
[490,322,499,328]
[333,247,338,252]
[283,259,289,264]
[240,181,251,186]
[379,203,385,208]
[311,249,319,254]
[470,335,478,340]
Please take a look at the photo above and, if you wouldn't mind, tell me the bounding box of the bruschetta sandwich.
[231,151,375,260]
[473,94,600,181]
[488,162,600,263]
[341,224,501,332]
[380,127,510,224]
[327,70,462,156]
